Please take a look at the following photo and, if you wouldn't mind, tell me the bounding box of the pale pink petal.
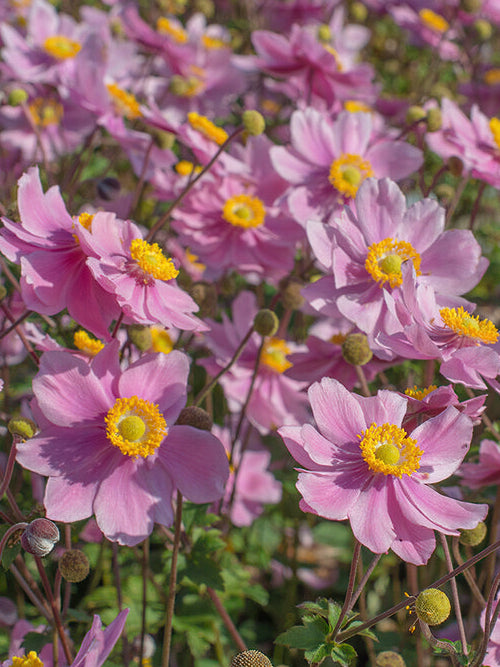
[296,469,363,520]
[353,178,406,244]
[308,378,366,445]
[348,476,396,553]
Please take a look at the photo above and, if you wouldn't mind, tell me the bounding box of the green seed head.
[415,588,451,626]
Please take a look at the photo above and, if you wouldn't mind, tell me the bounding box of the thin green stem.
[330,540,361,641]
[439,533,467,655]
[162,491,183,667]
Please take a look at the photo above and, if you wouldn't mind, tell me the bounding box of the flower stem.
[439,533,468,655]
[207,587,247,652]
[331,540,361,641]
[162,491,183,667]
[418,620,460,666]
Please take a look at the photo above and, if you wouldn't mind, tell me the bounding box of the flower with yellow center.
[222,194,266,229]
[365,237,421,288]
[44,35,81,59]
[344,100,372,113]
[490,117,500,150]
[105,396,167,458]
[106,83,142,119]
[156,17,188,43]
[359,422,423,477]
[10,652,44,667]
[328,153,374,198]
[150,327,174,354]
[187,112,228,145]
[405,385,438,400]
[130,239,179,283]
[439,306,499,344]
[484,69,500,86]
[28,98,63,127]
[419,8,450,33]
[74,330,104,357]
[260,338,292,373]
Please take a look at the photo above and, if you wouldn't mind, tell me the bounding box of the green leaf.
[275,616,328,651]
[1,541,21,570]
[330,642,357,666]
[21,631,52,654]
[304,642,331,663]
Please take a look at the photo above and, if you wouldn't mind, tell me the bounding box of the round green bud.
[194,0,214,17]
[350,2,368,21]
[280,281,304,311]
[447,156,464,177]
[153,130,176,150]
[435,183,455,202]
[253,309,279,337]
[459,521,487,546]
[461,0,482,12]
[317,24,332,43]
[128,325,153,351]
[426,107,442,132]
[474,18,493,40]
[230,651,273,667]
[341,333,373,366]
[376,652,406,667]
[176,406,213,431]
[169,75,191,96]
[8,418,37,441]
[415,588,451,626]
[242,110,266,136]
[406,105,427,124]
[59,549,90,583]
[8,88,28,106]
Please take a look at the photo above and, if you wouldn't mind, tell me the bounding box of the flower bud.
[415,588,451,626]
[341,333,373,366]
[459,521,487,546]
[406,105,427,125]
[242,110,266,136]
[128,325,153,351]
[447,156,463,177]
[176,406,213,431]
[21,519,59,557]
[230,651,273,667]
[435,183,454,202]
[8,88,28,106]
[191,282,217,318]
[461,0,482,11]
[253,309,279,337]
[8,417,37,441]
[474,18,493,40]
[350,1,368,21]
[376,652,406,667]
[194,0,214,17]
[96,177,120,201]
[280,280,304,311]
[317,24,332,43]
[169,75,191,96]
[58,549,90,583]
[426,108,442,132]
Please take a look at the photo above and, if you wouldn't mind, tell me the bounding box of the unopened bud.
[154,130,176,151]
[169,75,191,96]
[459,521,487,546]
[253,309,279,337]
[176,406,212,431]
[350,1,368,21]
[474,18,493,40]
[21,519,59,557]
[59,549,90,583]
[406,105,427,125]
[376,652,406,667]
[230,651,273,667]
[191,282,217,318]
[194,0,214,17]
[8,417,37,441]
[426,107,442,132]
[242,110,266,136]
[317,24,332,43]
[447,156,463,177]
[435,183,454,202]
[461,0,482,12]
[128,325,153,351]
[280,280,304,310]
[415,588,451,626]
[341,333,373,366]
[8,88,28,106]
[96,177,120,201]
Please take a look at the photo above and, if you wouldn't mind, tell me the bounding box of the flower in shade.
[279,378,487,565]
[459,439,500,490]
[481,600,500,667]
[16,342,229,546]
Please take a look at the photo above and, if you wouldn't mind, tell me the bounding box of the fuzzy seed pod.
[426,108,442,132]
[406,106,427,124]
[176,406,213,431]
[128,325,153,351]
[253,310,279,337]
[230,651,273,667]
[21,519,60,557]
[59,549,90,583]
[8,89,28,106]
[415,588,451,626]
[341,333,373,366]
[280,280,304,311]
[191,282,217,318]
[242,110,266,136]
[8,418,37,441]
[317,24,332,42]
[376,651,406,667]
[459,521,487,546]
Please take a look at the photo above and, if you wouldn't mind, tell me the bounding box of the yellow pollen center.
[105,396,167,458]
[490,117,500,150]
[439,306,499,344]
[187,112,228,145]
[156,17,188,43]
[344,100,372,113]
[44,35,81,59]
[28,98,63,127]
[77,212,94,231]
[175,160,201,176]
[202,34,227,49]
[419,8,450,33]
[150,327,174,353]
[359,423,422,477]
[484,69,500,85]
[106,83,142,119]
[10,652,44,667]
[222,194,266,228]
[130,239,179,282]
[261,337,292,373]
[405,385,438,400]
[328,154,374,198]
[73,330,104,357]
[365,237,422,288]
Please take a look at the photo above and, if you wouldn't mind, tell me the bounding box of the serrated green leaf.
[330,642,357,666]
[304,642,331,663]
[340,619,377,640]
[275,616,328,651]
[1,542,21,570]
[21,631,52,654]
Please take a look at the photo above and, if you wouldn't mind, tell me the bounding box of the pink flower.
[279,378,487,565]
[459,439,500,490]
[16,342,229,546]
[481,601,500,667]
[271,108,423,223]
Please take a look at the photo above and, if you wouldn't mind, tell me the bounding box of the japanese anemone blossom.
[279,378,487,565]
[16,342,229,546]
[302,177,488,337]
[459,439,500,490]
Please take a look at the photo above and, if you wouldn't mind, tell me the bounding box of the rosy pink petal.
[296,470,363,520]
[353,178,406,244]
[367,141,423,181]
[17,167,73,238]
[45,475,97,523]
[279,425,327,471]
[348,476,396,553]
[72,609,129,667]
[308,378,366,445]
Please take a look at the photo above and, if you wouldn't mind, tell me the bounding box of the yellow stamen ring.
[73,330,104,357]
[439,306,499,344]
[328,153,374,198]
[105,396,167,458]
[365,237,421,288]
[28,98,63,127]
[260,337,292,373]
[130,239,179,282]
[418,8,450,33]
[404,385,438,400]
[187,112,228,145]
[106,83,142,119]
[359,423,422,477]
[44,35,81,59]
[222,194,266,228]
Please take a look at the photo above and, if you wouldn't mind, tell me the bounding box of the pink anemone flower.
[459,439,500,490]
[279,378,487,565]
[16,342,229,546]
